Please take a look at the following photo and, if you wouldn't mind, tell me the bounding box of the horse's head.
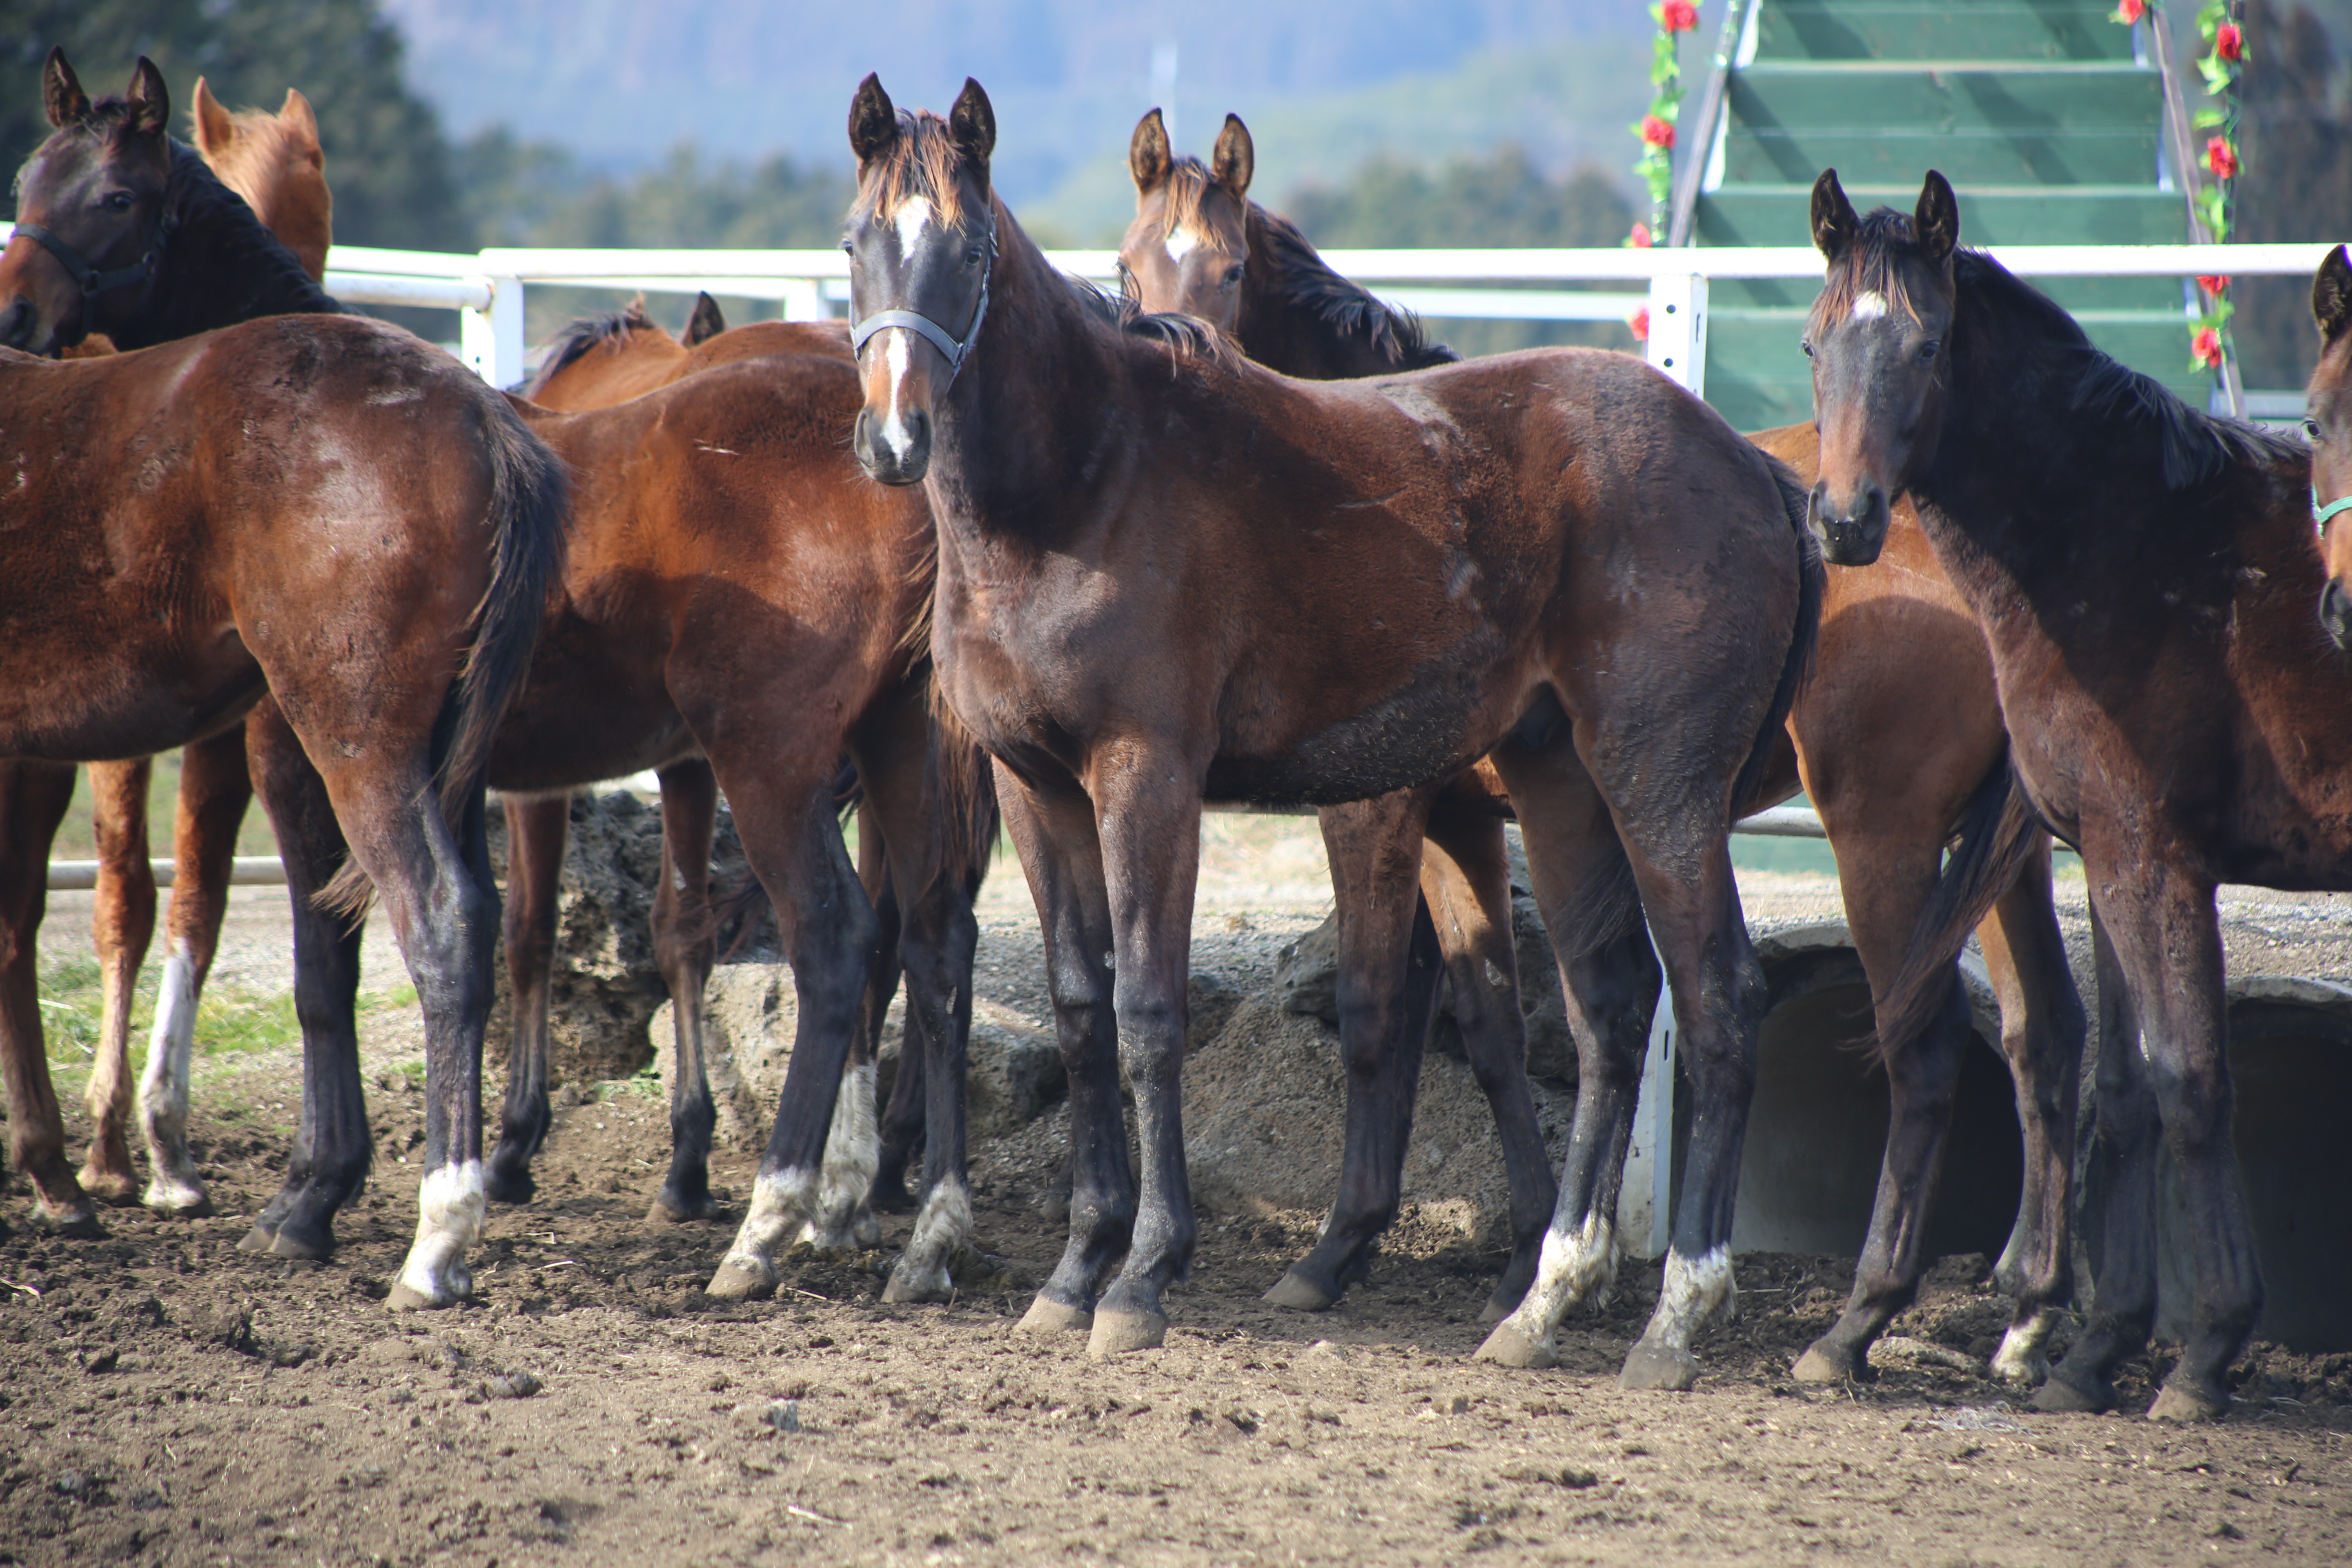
[0,50,176,356]
[1117,109,1253,332]
[843,74,997,486]
[1802,169,1960,566]
[2309,245,2352,649]
[191,78,330,284]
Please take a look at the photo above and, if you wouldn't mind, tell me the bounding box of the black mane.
[526,302,658,398]
[1950,242,2299,490]
[107,135,342,350]
[1250,203,1457,372]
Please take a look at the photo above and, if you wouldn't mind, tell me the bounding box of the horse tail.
[1875,754,2042,1067]
[1730,451,1824,816]
[318,389,566,918]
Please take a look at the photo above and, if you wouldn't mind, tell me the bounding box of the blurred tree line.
[2235,0,2352,389]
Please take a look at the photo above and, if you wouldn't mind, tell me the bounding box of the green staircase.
[1681,0,2210,432]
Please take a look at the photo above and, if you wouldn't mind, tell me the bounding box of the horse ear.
[125,57,171,139]
[848,73,898,166]
[280,88,318,143]
[2313,245,2352,346]
[191,78,235,155]
[1916,170,1960,264]
[1211,114,1254,199]
[1129,108,1172,194]
[949,78,996,168]
[1811,168,1858,263]
[684,291,728,347]
[42,47,88,128]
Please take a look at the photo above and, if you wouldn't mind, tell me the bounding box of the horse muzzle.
[2322,577,2352,653]
[0,297,51,356]
[1806,479,1892,567]
[853,403,932,487]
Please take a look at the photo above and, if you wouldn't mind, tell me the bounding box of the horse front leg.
[858,801,927,1216]
[1264,788,1441,1313]
[1082,744,1205,1358]
[704,758,880,1297]
[140,723,252,1217]
[1420,784,1556,1321]
[0,759,95,1230]
[80,757,156,1205]
[647,760,724,1224]
[998,761,1130,1338]
[240,704,372,1262]
[485,792,565,1207]
[1978,838,2086,1386]
[1474,737,1658,1369]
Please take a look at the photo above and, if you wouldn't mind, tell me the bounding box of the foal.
[844,78,1817,1383]
[1811,170,2343,1421]
[1121,112,2087,1383]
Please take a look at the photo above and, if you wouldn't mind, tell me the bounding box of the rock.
[483,1369,541,1399]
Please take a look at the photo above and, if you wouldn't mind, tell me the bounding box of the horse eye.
[1222,263,1245,287]
[105,191,136,212]
[840,238,854,255]
[1918,340,1941,362]
[2307,418,2323,441]
[964,246,984,267]
[1801,340,1815,359]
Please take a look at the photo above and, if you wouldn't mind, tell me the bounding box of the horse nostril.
[2323,581,2352,646]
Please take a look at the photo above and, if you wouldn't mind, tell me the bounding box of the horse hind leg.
[139,725,251,1218]
[486,793,565,1206]
[859,804,927,1216]
[647,760,725,1223]
[0,759,101,1231]
[79,757,156,1205]
[880,849,981,1302]
[1474,738,1657,1370]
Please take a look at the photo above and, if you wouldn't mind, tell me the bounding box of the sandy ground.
[5,824,2352,1567]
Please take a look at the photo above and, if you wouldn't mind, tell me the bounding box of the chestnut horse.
[52,77,336,1223]
[1121,112,2089,1383]
[0,57,565,1307]
[1810,171,2343,1421]
[844,78,1819,1384]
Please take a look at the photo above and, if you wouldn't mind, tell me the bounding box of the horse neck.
[932,203,1125,539]
[107,145,340,350]
[1234,209,1418,381]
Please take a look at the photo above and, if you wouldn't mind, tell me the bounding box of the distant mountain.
[380,0,1670,207]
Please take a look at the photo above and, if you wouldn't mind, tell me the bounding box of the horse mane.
[1079,272,1238,367]
[1246,198,1458,372]
[525,300,664,398]
[851,110,969,225]
[1821,207,2295,491]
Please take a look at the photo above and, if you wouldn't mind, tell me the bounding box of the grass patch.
[36,956,419,1088]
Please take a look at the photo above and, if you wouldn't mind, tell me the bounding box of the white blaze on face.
[1850,290,1891,322]
[881,330,916,455]
[893,195,933,256]
[1164,225,1200,264]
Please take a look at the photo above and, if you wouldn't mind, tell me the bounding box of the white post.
[780,278,827,323]
[1616,955,1679,1261]
[460,274,525,389]
[1644,272,1708,398]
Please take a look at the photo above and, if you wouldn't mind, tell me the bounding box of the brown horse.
[1119,111,2087,1384]
[2309,247,2352,644]
[1809,170,2342,1421]
[54,76,337,1223]
[844,78,1819,1383]
[0,57,565,1307]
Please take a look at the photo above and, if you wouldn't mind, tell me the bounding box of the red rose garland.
[1628,1,1697,339]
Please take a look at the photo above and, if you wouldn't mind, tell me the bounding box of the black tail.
[1876,755,2043,1065]
[1730,452,1825,815]
[318,388,567,917]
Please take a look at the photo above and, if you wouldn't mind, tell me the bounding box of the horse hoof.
[39,1208,106,1240]
[76,1167,140,1207]
[144,1184,213,1219]
[384,1278,459,1312]
[1990,1339,2050,1388]
[881,1267,953,1305]
[1791,1342,1862,1384]
[236,1222,280,1253]
[1262,1271,1337,1312]
[269,1227,332,1262]
[646,1193,719,1225]
[706,1254,779,1301]
[2148,1381,2229,1424]
[483,1165,536,1206]
[1016,1295,1094,1336]
[1472,1321,1556,1370]
[1087,1309,1168,1357]
[2031,1365,2115,1415]
[1619,1342,1701,1392]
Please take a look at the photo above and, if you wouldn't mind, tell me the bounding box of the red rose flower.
[1630,307,1651,343]
[2114,0,2145,22]
[2215,22,2243,61]
[2192,326,2223,368]
[2207,136,2239,179]
[2197,274,2230,297]
[1628,221,1654,249]
[1661,0,1699,32]
[1641,115,1675,150]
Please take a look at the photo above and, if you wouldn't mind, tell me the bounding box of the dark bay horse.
[0,64,565,1310]
[1809,169,2344,1422]
[8,59,995,1302]
[2309,245,2352,645]
[61,76,336,1222]
[844,78,1819,1382]
[1119,111,2087,1385]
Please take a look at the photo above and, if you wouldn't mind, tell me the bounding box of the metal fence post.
[460,274,525,389]
[1644,272,1709,398]
[780,278,827,322]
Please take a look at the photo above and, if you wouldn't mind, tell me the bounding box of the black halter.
[850,219,997,383]
[12,210,176,301]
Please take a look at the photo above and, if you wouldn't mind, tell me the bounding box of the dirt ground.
[5,828,2352,1567]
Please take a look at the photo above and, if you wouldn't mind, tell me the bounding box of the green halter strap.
[2316,489,2352,535]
